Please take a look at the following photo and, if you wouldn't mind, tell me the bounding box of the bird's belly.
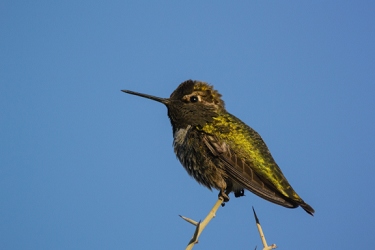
[173,126,227,190]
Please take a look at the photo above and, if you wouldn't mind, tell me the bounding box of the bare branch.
[180,197,224,249]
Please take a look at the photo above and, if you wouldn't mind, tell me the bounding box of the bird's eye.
[190,96,199,103]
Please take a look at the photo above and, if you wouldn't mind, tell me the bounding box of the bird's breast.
[172,125,220,189]
[173,125,194,171]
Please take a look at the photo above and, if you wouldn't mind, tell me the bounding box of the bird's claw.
[234,189,245,198]
[218,190,230,202]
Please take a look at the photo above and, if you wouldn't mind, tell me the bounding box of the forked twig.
[180,197,224,249]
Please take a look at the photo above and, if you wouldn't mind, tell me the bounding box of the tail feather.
[299,201,315,216]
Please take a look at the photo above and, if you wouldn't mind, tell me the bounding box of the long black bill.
[121,90,169,105]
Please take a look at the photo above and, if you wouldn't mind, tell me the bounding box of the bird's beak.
[121,90,169,105]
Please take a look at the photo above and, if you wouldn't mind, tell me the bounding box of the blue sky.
[1,1,374,249]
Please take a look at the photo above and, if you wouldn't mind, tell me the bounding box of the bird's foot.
[218,190,230,206]
[234,189,245,198]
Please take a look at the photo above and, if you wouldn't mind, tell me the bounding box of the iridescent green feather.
[200,112,302,201]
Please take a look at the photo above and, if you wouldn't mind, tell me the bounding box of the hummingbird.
[122,80,314,215]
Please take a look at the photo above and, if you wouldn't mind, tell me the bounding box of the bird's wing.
[202,134,297,208]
